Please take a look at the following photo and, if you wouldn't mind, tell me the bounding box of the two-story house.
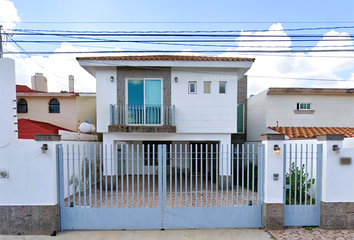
[247,87,354,141]
[16,73,96,133]
[77,55,254,174]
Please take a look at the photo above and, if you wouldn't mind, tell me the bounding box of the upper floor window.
[204,81,211,94]
[189,81,197,94]
[297,103,311,110]
[49,98,60,113]
[219,81,227,94]
[17,98,28,113]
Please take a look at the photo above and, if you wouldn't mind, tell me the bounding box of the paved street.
[0,229,272,240]
[1,228,354,240]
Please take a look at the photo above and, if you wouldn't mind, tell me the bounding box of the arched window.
[17,98,28,113]
[49,98,60,113]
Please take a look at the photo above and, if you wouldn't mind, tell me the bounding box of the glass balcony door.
[127,79,162,125]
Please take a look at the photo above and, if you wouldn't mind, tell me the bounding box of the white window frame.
[219,81,227,94]
[188,81,197,94]
[297,103,311,110]
[203,81,211,94]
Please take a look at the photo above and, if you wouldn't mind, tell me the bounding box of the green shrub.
[286,162,315,205]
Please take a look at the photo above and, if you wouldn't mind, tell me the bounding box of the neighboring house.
[77,55,254,152]
[16,73,96,132]
[247,87,354,141]
[17,119,72,139]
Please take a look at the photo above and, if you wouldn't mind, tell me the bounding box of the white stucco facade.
[171,67,239,134]
[80,57,253,146]
[247,88,354,141]
[0,58,17,146]
[95,67,117,133]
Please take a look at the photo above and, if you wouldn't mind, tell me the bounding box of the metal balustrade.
[110,104,175,126]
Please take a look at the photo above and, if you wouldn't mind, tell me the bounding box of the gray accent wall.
[237,75,247,104]
[116,67,171,105]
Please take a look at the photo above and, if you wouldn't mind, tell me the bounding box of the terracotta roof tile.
[269,126,354,139]
[76,55,255,62]
[16,85,45,93]
[18,119,72,139]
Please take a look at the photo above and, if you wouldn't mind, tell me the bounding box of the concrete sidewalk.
[0,229,273,240]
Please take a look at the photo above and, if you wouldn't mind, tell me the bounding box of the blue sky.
[1,0,354,94]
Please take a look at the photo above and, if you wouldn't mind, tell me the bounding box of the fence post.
[316,134,354,229]
[261,133,285,230]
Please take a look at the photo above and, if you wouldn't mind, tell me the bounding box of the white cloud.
[7,43,97,92]
[219,24,354,95]
[0,0,20,29]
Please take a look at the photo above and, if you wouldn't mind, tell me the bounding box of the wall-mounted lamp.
[274,144,281,155]
[332,145,340,152]
[0,169,9,179]
[110,76,114,82]
[41,144,48,153]
[174,77,178,83]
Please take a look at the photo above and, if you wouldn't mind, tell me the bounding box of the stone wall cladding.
[109,125,176,133]
[237,76,247,136]
[237,75,247,104]
[321,202,354,229]
[0,205,58,235]
[34,134,61,141]
[261,134,286,141]
[116,66,171,105]
[263,203,284,230]
[317,134,345,141]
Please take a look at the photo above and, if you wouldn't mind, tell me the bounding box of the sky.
[1,0,354,95]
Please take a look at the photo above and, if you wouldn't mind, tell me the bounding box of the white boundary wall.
[261,137,354,205]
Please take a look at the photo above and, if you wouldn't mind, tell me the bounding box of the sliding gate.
[58,143,264,230]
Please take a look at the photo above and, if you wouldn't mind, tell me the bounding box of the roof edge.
[76,55,255,62]
[267,87,354,95]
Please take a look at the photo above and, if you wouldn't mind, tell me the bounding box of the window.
[219,81,227,94]
[49,98,60,113]
[203,81,211,94]
[297,103,311,110]
[127,79,162,124]
[188,81,197,94]
[17,98,28,113]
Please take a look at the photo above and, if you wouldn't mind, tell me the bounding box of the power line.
[3,49,354,55]
[4,21,354,24]
[10,25,354,33]
[5,40,354,49]
[3,33,70,88]
[9,33,354,38]
[5,39,354,43]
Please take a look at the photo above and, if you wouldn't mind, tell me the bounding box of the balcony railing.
[110,104,175,126]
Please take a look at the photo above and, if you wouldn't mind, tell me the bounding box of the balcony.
[109,104,176,133]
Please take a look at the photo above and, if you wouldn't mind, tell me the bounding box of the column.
[262,133,285,230]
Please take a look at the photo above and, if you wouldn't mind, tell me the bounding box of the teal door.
[127,79,162,125]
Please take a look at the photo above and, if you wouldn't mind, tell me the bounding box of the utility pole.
[0,25,3,58]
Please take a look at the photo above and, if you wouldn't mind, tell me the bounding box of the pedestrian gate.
[57,143,264,230]
[283,143,322,226]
